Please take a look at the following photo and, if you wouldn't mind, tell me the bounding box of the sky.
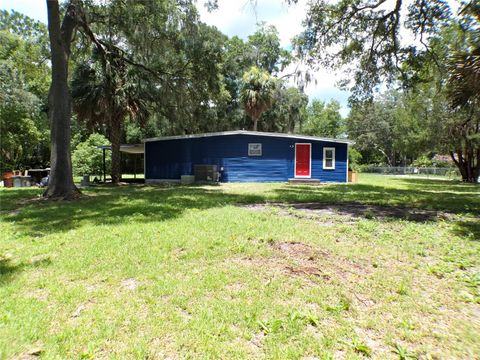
[0,0,350,116]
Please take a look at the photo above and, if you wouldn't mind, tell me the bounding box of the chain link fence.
[360,166,459,178]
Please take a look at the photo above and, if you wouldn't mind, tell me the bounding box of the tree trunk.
[475,148,480,182]
[253,116,258,131]
[450,150,479,183]
[44,0,80,199]
[375,145,391,166]
[110,113,122,184]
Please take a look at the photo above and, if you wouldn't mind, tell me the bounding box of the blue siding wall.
[145,134,348,182]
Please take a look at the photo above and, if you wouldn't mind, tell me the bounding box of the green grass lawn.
[0,174,479,359]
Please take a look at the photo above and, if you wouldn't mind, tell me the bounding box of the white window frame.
[294,143,312,178]
[323,147,335,170]
[248,143,262,156]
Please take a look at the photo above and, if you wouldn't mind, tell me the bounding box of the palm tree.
[444,1,480,183]
[240,66,277,131]
[447,45,480,182]
[449,47,480,108]
[71,50,149,183]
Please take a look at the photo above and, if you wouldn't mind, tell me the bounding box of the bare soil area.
[243,202,452,222]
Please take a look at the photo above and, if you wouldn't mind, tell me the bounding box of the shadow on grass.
[0,187,43,212]
[2,186,265,237]
[0,255,52,286]
[273,183,480,214]
[2,178,479,238]
[453,221,480,241]
[0,258,24,285]
[397,178,479,193]
[281,202,445,222]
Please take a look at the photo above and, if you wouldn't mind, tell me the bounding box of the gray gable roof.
[143,130,353,145]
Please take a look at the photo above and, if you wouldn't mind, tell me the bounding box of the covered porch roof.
[96,144,144,154]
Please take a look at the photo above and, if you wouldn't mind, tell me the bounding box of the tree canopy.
[303,99,344,138]
[0,10,50,173]
[294,0,463,101]
[294,0,479,181]
[3,0,479,188]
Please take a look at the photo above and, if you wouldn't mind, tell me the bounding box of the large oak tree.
[45,0,79,199]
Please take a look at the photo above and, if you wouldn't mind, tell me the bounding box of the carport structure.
[97,144,144,182]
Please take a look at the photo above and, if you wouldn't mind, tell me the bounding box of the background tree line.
[295,0,479,182]
[1,0,478,198]
[1,4,343,184]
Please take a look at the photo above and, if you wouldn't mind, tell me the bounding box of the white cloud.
[197,0,305,46]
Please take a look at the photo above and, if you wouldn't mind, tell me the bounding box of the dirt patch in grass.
[273,241,331,279]
[27,288,49,302]
[243,202,453,222]
[120,278,139,291]
[273,241,370,281]
[273,241,323,261]
[176,306,192,322]
[72,299,96,318]
[149,335,180,360]
[29,254,52,267]
[225,239,379,317]
[226,240,371,291]
[284,265,325,278]
[249,331,265,349]
[354,328,390,358]
[12,344,44,360]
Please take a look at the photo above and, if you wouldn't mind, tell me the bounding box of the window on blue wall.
[323,147,335,169]
[248,143,262,156]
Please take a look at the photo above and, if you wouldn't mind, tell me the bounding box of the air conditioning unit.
[194,164,219,182]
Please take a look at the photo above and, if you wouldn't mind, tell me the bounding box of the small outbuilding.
[143,131,352,183]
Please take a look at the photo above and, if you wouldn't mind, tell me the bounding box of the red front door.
[295,143,311,178]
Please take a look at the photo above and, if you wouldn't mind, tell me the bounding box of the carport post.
[134,155,137,179]
[103,147,106,182]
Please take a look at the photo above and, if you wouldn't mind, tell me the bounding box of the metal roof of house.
[97,144,145,154]
[143,130,353,145]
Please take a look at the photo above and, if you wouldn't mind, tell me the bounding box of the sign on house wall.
[248,143,262,156]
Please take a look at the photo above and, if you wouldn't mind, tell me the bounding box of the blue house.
[143,131,352,183]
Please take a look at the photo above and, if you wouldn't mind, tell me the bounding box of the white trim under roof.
[142,130,354,145]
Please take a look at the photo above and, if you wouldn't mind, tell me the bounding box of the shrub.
[412,155,433,168]
[348,147,363,171]
[72,133,111,176]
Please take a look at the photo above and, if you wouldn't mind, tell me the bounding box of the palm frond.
[71,54,150,129]
[448,46,480,108]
